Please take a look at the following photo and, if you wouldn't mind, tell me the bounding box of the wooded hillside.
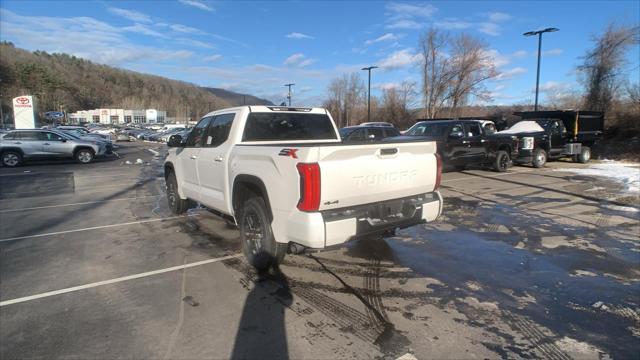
[0,42,269,121]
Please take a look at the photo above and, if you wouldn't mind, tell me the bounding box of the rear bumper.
[279,191,443,248]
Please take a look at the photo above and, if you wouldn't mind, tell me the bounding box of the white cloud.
[478,22,501,36]
[374,82,402,90]
[539,81,567,92]
[0,9,193,66]
[284,53,305,66]
[171,24,204,34]
[365,33,399,45]
[434,19,473,30]
[178,0,214,12]
[204,54,222,62]
[482,49,510,68]
[487,12,511,22]
[386,2,437,18]
[108,7,151,23]
[378,48,422,70]
[384,2,436,29]
[286,32,314,39]
[512,50,528,58]
[283,53,316,67]
[123,23,166,38]
[178,38,215,49]
[495,67,527,80]
[542,48,563,56]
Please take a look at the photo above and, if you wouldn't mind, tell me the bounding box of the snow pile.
[498,121,545,134]
[554,161,640,192]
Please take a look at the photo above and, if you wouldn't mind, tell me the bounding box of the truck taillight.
[434,153,442,190]
[297,163,321,212]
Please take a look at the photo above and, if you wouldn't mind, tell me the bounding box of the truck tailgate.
[317,141,438,211]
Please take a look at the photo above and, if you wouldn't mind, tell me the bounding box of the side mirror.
[61,139,67,143]
[449,131,464,139]
[167,134,184,147]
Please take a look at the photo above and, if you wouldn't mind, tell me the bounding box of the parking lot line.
[0,253,242,307]
[0,215,196,243]
[0,195,163,213]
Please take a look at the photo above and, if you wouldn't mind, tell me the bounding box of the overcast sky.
[1,0,638,107]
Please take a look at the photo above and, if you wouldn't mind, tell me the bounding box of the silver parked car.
[0,129,107,167]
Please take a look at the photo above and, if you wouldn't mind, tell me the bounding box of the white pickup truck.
[164,106,442,269]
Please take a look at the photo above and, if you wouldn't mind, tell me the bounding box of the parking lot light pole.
[361,66,378,123]
[524,27,559,111]
[284,83,295,106]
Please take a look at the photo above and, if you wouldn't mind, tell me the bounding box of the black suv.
[339,125,400,143]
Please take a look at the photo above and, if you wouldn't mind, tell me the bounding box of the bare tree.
[579,23,639,112]
[378,81,417,128]
[444,34,498,117]
[323,73,366,127]
[419,28,451,119]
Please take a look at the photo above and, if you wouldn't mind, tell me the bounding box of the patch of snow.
[135,158,143,165]
[498,121,544,134]
[554,162,640,193]
[603,204,639,213]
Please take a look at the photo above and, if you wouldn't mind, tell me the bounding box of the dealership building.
[68,108,166,124]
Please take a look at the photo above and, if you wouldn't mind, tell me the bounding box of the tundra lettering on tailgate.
[353,170,418,187]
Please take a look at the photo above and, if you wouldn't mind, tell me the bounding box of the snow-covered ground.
[554,161,640,193]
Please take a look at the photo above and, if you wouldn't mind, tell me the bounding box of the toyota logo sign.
[16,97,30,105]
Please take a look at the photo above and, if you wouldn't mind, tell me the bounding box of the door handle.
[14,142,21,144]
[190,155,197,160]
[481,139,487,143]
[462,140,470,144]
[214,155,224,162]
[43,143,51,145]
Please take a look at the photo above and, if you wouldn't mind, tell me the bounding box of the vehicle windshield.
[243,112,338,141]
[405,122,451,136]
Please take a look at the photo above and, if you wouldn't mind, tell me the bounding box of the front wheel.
[494,150,510,172]
[75,148,95,164]
[532,148,547,168]
[240,197,286,271]
[577,146,591,163]
[2,151,22,167]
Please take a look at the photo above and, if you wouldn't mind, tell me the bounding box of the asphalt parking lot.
[1,142,638,359]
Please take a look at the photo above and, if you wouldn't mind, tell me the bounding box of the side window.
[368,128,384,139]
[186,117,213,147]
[3,132,16,140]
[20,132,41,141]
[383,128,399,137]
[205,113,235,147]
[42,132,66,141]
[450,124,463,136]
[348,129,366,141]
[464,123,482,137]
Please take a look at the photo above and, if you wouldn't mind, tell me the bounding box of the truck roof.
[203,105,328,118]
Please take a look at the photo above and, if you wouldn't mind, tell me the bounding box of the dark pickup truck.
[399,119,519,172]
[503,110,604,167]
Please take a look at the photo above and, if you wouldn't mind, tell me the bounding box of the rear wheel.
[75,148,94,164]
[1,151,22,167]
[577,146,591,163]
[240,197,286,271]
[532,148,547,168]
[166,172,190,214]
[494,150,510,172]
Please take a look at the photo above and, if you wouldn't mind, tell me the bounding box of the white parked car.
[164,106,443,269]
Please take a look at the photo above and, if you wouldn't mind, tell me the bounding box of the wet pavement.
[0,143,638,359]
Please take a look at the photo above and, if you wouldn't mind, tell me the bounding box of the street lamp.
[284,83,295,106]
[361,66,378,122]
[524,27,559,111]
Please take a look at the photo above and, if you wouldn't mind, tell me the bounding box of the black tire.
[577,146,591,163]
[532,148,547,168]
[166,172,190,214]
[240,197,286,271]
[75,148,95,164]
[494,150,510,172]
[1,151,22,167]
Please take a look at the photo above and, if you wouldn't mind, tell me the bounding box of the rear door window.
[205,113,235,147]
[186,117,213,147]
[464,123,482,137]
[348,129,366,141]
[19,132,41,141]
[383,128,400,137]
[368,128,384,139]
